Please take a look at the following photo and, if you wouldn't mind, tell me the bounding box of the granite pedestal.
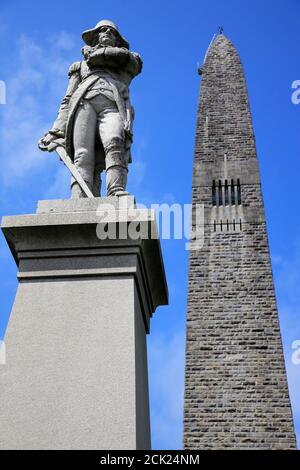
[0,196,168,449]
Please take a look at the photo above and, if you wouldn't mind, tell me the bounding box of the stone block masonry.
[183,34,296,449]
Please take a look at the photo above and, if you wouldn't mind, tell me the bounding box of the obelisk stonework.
[183,34,296,449]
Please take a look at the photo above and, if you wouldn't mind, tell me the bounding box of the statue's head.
[82,20,130,49]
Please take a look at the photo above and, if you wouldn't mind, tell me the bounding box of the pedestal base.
[0,197,168,450]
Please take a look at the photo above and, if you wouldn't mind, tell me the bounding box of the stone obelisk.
[0,20,168,450]
[183,33,296,449]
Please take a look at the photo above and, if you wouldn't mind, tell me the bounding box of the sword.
[39,140,94,198]
[55,145,94,198]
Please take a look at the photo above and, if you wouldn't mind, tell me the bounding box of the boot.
[106,165,128,196]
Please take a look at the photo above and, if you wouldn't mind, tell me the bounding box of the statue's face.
[97,26,118,47]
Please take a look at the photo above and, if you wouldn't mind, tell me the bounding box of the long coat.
[51,50,142,164]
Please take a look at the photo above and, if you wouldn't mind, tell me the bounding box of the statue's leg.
[106,164,128,197]
[93,145,106,197]
[72,100,97,198]
[92,166,102,198]
[95,97,127,196]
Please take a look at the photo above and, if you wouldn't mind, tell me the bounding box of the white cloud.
[272,237,300,447]
[286,363,300,413]
[0,32,152,200]
[50,31,76,51]
[0,33,77,188]
[286,362,300,448]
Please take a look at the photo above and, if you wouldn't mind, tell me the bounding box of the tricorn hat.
[82,19,130,49]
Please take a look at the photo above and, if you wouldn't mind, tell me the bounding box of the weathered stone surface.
[38,20,143,198]
[0,199,168,449]
[183,34,296,449]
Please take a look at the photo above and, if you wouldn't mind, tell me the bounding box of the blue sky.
[0,0,299,450]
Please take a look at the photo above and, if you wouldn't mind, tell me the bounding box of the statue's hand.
[87,47,129,68]
[38,130,64,152]
[82,45,94,61]
[86,48,106,67]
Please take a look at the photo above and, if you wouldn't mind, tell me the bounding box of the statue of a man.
[39,20,142,197]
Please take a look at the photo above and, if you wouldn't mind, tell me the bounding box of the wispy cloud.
[0,31,153,200]
[0,32,77,188]
[272,237,300,447]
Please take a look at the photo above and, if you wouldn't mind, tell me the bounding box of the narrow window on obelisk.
[218,180,222,206]
[225,180,229,205]
[212,180,216,206]
[237,179,242,205]
[231,179,235,205]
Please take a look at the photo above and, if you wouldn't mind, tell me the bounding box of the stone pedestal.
[0,196,168,450]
